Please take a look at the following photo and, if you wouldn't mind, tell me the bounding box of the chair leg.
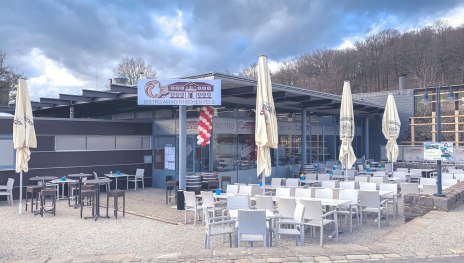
[378,211,381,229]
[114,196,118,219]
[26,193,29,211]
[184,209,187,224]
[106,195,109,218]
[320,226,323,246]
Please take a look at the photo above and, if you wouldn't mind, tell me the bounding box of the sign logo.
[138,79,221,105]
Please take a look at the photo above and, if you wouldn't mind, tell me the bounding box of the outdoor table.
[29,176,58,186]
[300,179,319,186]
[50,178,77,200]
[67,173,93,208]
[420,169,436,178]
[105,173,129,190]
[85,178,112,221]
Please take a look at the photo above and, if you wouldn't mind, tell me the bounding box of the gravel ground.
[391,205,464,254]
[0,188,408,260]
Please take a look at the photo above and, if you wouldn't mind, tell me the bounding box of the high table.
[67,173,93,208]
[49,178,77,200]
[85,178,112,221]
[105,173,129,190]
[29,176,58,186]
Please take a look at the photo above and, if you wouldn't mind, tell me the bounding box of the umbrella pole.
[345,156,348,181]
[18,171,23,214]
[261,172,265,196]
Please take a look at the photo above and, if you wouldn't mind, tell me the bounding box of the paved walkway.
[3,210,464,262]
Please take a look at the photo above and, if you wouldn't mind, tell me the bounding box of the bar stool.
[40,188,57,216]
[26,185,43,213]
[80,185,96,218]
[220,176,231,190]
[106,190,125,219]
[166,180,178,204]
[68,182,79,207]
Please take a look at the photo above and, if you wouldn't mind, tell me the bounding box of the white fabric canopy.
[382,94,401,162]
[13,79,37,214]
[255,55,278,180]
[339,81,356,172]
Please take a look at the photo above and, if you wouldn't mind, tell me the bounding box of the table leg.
[116,178,118,190]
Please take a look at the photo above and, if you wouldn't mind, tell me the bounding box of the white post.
[18,171,23,214]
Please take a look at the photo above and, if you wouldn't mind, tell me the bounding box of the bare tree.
[113,57,157,85]
[237,62,258,79]
[0,50,23,105]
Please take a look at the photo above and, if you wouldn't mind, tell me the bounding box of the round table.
[67,174,93,208]
[86,178,112,220]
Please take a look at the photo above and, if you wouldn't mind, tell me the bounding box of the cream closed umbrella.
[255,55,278,193]
[13,79,37,214]
[339,81,356,180]
[382,94,401,173]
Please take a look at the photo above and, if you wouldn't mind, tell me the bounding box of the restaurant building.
[0,72,385,193]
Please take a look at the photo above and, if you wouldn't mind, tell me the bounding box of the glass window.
[213,134,237,172]
[237,134,256,170]
[154,136,176,170]
[0,136,14,170]
[87,136,115,150]
[55,136,86,151]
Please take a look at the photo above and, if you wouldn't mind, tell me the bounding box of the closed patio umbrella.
[255,55,278,194]
[339,81,356,180]
[382,94,401,173]
[13,79,37,214]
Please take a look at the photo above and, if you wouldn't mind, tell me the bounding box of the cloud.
[0,0,463,101]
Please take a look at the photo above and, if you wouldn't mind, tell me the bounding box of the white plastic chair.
[400,183,419,195]
[226,194,250,211]
[315,188,333,199]
[443,179,458,187]
[337,189,359,233]
[201,191,226,218]
[454,174,464,182]
[286,178,299,187]
[239,185,252,196]
[318,174,331,181]
[321,180,339,189]
[184,191,202,225]
[379,183,398,218]
[396,168,409,173]
[93,171,110,192]
[420,178,436,186]
[226,184,239,195]
[442,173,455,180]
[275,187,292,197]
[392,171,407,182]
[271,178,283,187]
[237,209,269,247]
[340,181,355,189]
[359,190,388,229]
[275,203,305,246]
[373,171,386,177]
[355,176,369,182]
[276,197,296,219]
[299,199,338,246]
[359,182,377,191]
[421,184,436,195]
[294,188,312,199]
[202,206,236,249]
[369,176,387,186]
[255,195,275,212]
[127,168,145,190]
[0,178,14,205]
[306,173,318,180]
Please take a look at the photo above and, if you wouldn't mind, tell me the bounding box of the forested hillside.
[240,22,464,94]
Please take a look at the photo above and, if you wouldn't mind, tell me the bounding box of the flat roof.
[3,72,384,118]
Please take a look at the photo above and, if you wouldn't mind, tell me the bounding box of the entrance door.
[186,135,211,173]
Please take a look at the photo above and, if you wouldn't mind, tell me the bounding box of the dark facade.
[0,117,152,200]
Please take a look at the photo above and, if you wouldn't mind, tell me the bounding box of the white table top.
[50,178,77,183]
[228,209,276,219]
[105,173,129,177]
[295,197,350,207]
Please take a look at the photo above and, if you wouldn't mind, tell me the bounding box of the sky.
[1,0,464,101]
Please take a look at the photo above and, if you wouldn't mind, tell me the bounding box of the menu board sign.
[423,142,454,161]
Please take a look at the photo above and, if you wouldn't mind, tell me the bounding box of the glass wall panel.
[154,136,176,170]
[55,136,86,151]
[214,134,237,172]
[237,134,256,170]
